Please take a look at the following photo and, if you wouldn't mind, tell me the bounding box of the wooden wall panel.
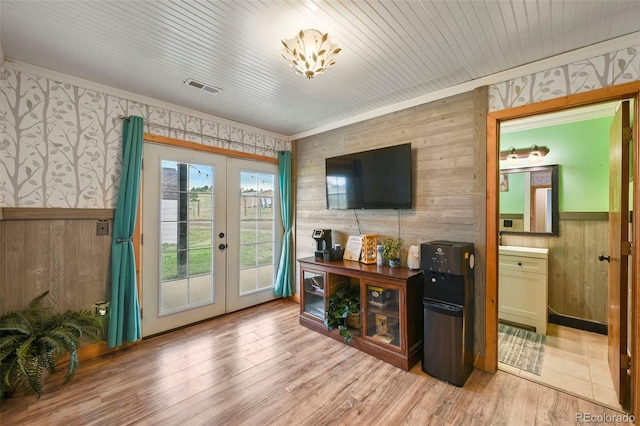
[295,88,488,353]
[0,222,4,310]
[3,220,28,310]
[501,217,608,323]
[25,221,52,301]
[0,214,112,314]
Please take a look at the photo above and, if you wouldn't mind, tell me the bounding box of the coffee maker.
[312,229,332,260]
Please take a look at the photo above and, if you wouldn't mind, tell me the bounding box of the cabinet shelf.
[366,306,400,319]
[298,257,423,371]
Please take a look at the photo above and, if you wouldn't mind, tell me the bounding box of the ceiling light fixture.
[281,29,341,79]
[500,145,549,164]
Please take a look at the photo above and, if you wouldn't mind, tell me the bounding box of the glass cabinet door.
[364,283,401,349]
[302,270,325,319]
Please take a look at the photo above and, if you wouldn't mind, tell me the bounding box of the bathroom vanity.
[498,245,549,335]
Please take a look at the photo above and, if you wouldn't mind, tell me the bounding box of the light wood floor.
[1,300,632,425]
[499,323,623,411]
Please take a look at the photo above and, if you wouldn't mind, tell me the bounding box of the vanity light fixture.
[500,145,549,163]
[528,145,546,163]
[281,29,341,79]
[504,147,519,165]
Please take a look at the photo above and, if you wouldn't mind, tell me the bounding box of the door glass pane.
[240,218,257,244]
[161,251,182,281]
[302,270,325,319]
[257,242,273,266]
[189,248,213,276]
[160,160,215,315]
[257,265,274,289]
[189,193,212,220]
[188,222,212,249]
[365,284,401,348]
[238,170,276,295]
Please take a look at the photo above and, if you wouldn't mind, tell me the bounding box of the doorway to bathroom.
[498,102,621,409]
[486,85,637,414]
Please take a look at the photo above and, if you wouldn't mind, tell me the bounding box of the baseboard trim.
[548,314,607,335]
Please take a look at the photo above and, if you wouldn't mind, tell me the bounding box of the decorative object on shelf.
[376,245,384,266]
[372,313,393,343]
[360,234,378,264]
[0,291,103,402]
[281,29,341,79]
[383,237,404,267]
[407,245,420,270]
[368,286,395,310]
[344,235,362,261]
[324,285,360,342]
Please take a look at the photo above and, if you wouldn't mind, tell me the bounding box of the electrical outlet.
[96,220,109,235]
[94,301,109,316]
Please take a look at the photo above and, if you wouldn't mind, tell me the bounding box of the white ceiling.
[2,1,640,138]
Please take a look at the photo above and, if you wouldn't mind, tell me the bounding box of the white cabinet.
[498,246,549,335]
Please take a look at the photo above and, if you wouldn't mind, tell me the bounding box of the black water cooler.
[420,241,474,387]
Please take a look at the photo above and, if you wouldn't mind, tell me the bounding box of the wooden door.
[608,100,631,408]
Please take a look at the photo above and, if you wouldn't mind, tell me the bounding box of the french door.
[141,143,280,336]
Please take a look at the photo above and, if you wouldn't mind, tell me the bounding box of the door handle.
[219,243,228,251]
[598,254,610,262]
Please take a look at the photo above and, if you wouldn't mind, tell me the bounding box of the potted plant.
[324,285,360,342]
[383,237,404,267]
[0,291,103,402]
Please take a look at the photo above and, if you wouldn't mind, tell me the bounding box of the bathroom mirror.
[499,165,559,236]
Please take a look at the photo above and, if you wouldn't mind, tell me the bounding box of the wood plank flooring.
[0,300,632,425]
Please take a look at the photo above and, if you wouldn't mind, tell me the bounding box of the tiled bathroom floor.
[498,323,624,411]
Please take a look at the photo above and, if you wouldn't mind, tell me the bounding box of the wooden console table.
[298,257,423,370]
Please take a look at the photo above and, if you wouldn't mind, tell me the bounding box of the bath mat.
[498,323,546,375]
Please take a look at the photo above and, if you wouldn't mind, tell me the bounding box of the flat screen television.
[325,143,412,209]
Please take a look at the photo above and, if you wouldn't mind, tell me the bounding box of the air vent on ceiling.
[184,78,222,95]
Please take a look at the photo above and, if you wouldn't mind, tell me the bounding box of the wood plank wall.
[501,215,608,323]
[294,88,488,354]
[0,209,113,314]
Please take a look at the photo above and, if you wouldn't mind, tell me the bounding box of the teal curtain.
[274,150,292,297]
[108,116,144,348]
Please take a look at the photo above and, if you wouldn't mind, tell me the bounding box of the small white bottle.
[376,245,384,266]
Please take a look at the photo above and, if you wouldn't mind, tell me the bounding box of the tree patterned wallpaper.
[1,41,638,209]
[489,44,640,111]
[0,66,289,208]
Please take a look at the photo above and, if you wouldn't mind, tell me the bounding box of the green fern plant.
[0,291,103,402]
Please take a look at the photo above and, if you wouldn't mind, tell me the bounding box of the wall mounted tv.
[325,143,412,210]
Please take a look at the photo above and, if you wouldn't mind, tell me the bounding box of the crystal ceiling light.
[281,29,341,79]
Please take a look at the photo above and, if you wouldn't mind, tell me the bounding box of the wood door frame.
[485,81,640,416]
